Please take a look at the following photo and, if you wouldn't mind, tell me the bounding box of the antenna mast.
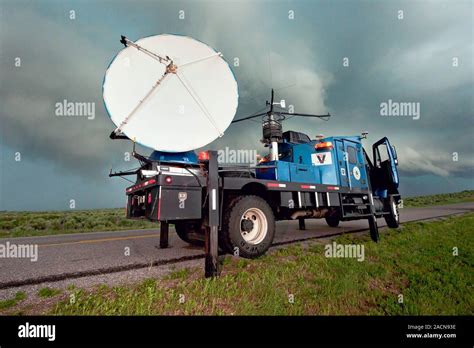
[232,89,331,162]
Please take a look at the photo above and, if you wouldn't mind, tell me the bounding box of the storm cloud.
[0,0,472,210]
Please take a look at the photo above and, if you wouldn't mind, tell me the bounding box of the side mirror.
[391,146,398,165]
[391,145,398,160]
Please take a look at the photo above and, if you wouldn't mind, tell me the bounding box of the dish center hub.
[166,62,178,74]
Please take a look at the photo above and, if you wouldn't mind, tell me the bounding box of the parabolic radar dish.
[103,34,239,152]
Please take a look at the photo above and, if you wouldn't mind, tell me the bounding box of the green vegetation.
[46,213,473,315]
[38,287,62,298]
[404,190,474,207]
[0,208,157,238]
[1,191,471,238]
[0,291,26,310]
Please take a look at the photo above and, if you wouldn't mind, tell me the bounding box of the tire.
[384,198,400,228]
[325,216,340,228]
[174,221,205,247]
[220,195,275,259]
[368,215,379,242]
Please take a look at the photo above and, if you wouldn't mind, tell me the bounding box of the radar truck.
[105,35,401,276]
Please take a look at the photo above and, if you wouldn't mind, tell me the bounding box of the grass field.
[403,190,474,207]
[4,213,471,315]
[1,190,473,239]
[0,209,157,238]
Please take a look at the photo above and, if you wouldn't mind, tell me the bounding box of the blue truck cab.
[255,131,371,191]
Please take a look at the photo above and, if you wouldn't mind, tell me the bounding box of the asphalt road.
[0,202,472,289]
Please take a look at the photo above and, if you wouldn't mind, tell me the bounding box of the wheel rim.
[240,208,268,245]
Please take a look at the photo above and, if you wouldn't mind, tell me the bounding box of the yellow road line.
[38,234,159,248]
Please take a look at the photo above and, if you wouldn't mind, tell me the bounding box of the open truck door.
[370,137,401,229]
[371,137,399,197]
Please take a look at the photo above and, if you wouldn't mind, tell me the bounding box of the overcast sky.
[0,0,472,211]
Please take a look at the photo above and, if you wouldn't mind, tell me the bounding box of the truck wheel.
[368,215,379,242]
[174,221,204,247]
[325,216,340,228]
[220,195,275,259]
[384,199,400,228]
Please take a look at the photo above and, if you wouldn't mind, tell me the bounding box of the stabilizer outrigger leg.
[298,218,306,230]
[204,151,221,278]
[160,221,169,248]
[368,194,380,242]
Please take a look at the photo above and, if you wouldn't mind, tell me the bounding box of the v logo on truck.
[312,152,333,166]
[178,192,187,209]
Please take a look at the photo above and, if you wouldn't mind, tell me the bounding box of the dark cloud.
[0,0,472,210]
